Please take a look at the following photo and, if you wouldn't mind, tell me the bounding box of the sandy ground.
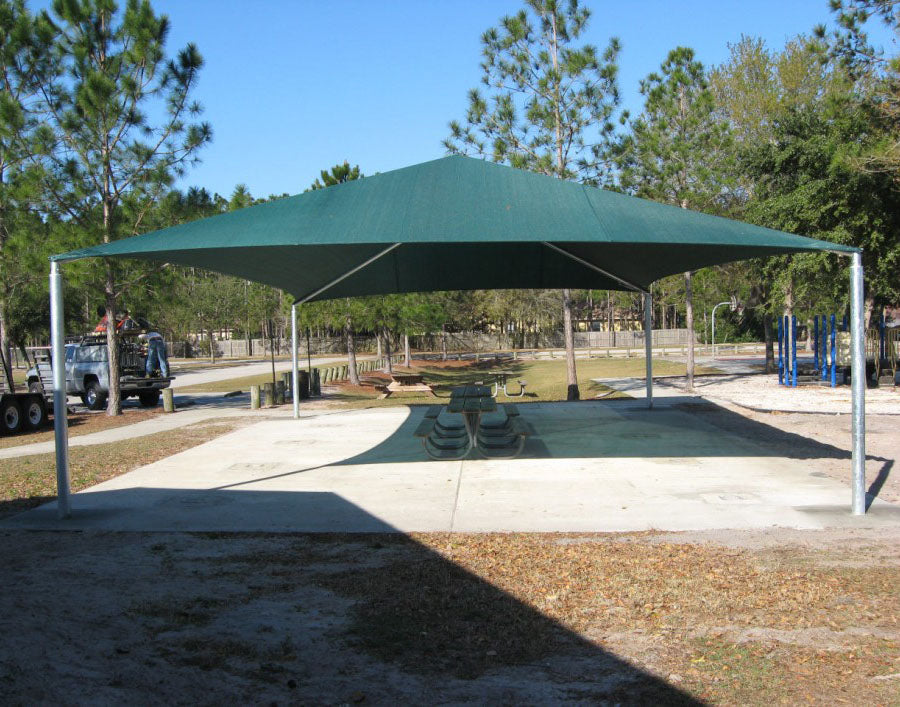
[1,358,896,703]
[662,369,900,415]
[598,361,899,506]
[0,528,896,705]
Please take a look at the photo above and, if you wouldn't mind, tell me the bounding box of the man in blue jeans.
[142,330,170,377]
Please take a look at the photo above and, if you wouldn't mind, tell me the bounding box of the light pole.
[710,300,731,357]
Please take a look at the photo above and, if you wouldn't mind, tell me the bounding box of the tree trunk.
[269,320,276,389]
[784,277,794,318]
[562,288,579,400]
[684,271,694,392]
[763,314,775,373]
[104,282,122,416]
[383,327,393,373]
[346,316,359,385]
[0,305,12,387]
[208,329,216,364]
[864,293,876,330]
[404,333,411,368]
[375,332,382,359]
[441,324,448,361]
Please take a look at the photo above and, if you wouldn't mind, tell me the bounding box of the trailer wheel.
[138,390,160,408]
[82,381,107,411]
[23,395,47,430]
[1,397,22,435]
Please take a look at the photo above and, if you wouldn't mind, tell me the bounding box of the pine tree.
[307,162,364,383]
[816,0,900,178]
[308,161,362,191]
[42,0,211,415]
[618,47,733,391]
[445,0,623,400]
[0,0,57,381]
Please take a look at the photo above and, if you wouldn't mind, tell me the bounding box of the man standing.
[141,330,170,378]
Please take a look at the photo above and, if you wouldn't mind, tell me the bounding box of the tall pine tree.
[617,47,733,390]
[42,0,211,415]
[445,0,623,400]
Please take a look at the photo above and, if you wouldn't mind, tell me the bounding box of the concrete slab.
[4,402,897,533]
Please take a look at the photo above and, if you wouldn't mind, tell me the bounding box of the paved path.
[6,400,897,533]
[0,397,258,460]
[0,356,371,459]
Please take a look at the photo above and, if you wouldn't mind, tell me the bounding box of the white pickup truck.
[26,335,172,410]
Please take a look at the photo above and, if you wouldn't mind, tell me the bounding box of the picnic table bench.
[379,372,437,399]
[490,370,527,398]
[413,384,529,460]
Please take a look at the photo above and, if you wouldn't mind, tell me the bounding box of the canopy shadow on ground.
[196,399,894,508]
[327,398,860,463]
[2,489,699,702]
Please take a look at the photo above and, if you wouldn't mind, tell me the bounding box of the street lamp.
[711,296,741,357]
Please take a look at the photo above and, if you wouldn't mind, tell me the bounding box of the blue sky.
[53,0,899,198]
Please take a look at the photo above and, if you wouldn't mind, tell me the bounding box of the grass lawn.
[177,356,717,407]
[0,418,243,519]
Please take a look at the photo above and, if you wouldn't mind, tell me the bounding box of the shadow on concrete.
[2,490,700,702]
[197,398,893,509]
[338,397,864,461]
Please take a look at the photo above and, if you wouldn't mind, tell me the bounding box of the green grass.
[178,356,718,408]
[0,419,243,519]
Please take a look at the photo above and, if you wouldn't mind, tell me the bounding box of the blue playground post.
[842,315,848,332]
[777,316,784,385]
[821,314,828,382]
[813,316,819,371]
[791,315,798,387]
[830,313,837,387]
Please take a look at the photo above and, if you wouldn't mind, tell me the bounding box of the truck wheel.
[23,395,47,430]
[82,381,107,411]
[1,397,23,435]
[138,390,161,408]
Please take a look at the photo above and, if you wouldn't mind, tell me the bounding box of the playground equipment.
[777,310,897,388]
[871,312,899,387]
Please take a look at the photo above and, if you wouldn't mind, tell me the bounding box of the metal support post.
[644,292,653,409]
[49,261,71,519]
[821,315,828,382]
[850,252,866,514]
[291,303,299,419]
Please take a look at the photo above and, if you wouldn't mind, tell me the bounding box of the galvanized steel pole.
[644,292,653,409]
[291,303,299,420]
[49,261,71,518]
[850,251,866,514]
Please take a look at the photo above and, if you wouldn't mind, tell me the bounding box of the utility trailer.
[0,350,49,435]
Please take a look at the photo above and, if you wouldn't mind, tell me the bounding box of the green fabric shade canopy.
[52,155,856,301]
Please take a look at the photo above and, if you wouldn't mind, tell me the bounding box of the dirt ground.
[679,402,900,505]
[0,528,897,705]
[1,361,897,703]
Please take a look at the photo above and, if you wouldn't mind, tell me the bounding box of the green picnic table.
[412,384,527,460]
